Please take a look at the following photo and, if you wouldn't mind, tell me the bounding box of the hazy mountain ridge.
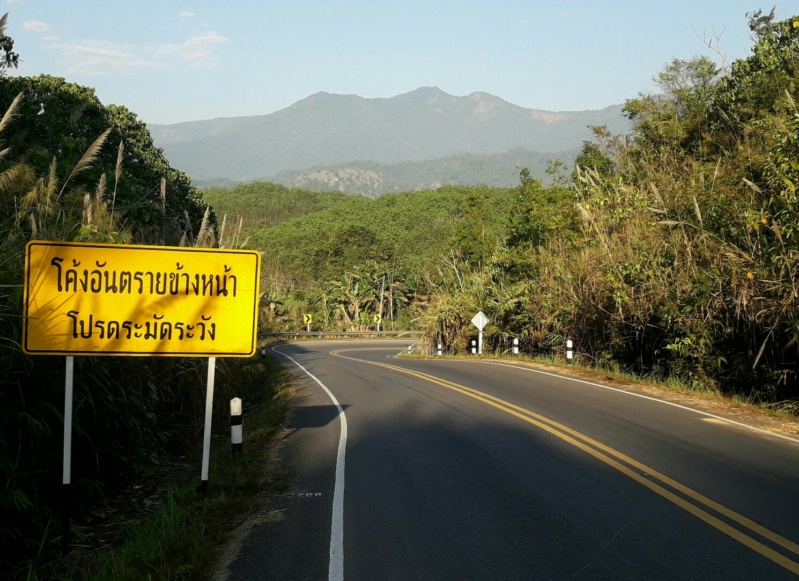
[149,87,629,188]
[255,147,578,197]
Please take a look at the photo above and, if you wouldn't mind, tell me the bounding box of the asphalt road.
[224,340,799,580]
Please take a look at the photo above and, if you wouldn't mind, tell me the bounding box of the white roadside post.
[471,340,477,354]
[471,311,489,355]
[513,337,519,356]
[437,342,443,356]
[230,397,243,456]
[566,339,574,365]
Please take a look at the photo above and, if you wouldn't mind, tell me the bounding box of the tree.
[448,185,503,268]
[0,75,210,245]
[506,168,579,250]
[0,13,19,75]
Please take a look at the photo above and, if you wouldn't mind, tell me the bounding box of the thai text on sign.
[23,241,262,357]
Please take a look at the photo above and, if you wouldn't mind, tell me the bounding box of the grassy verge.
[29,350,292,581]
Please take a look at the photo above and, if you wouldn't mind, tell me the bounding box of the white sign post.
[471,311,489,355]
[200,357,216,492]
[62,356,74,555]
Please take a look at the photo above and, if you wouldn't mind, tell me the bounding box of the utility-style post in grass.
[61,356,74,556]
[566,339,574,365]
[513,337,519,356]
[230,397,243,456]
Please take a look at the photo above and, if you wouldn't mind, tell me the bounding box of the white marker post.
[200,357,216,492]
[437,343,443,356]
[230,397,243,456]
[566,339,574,365]
[471,311,489,355]
[513,337,519,356]
[62,356,74,555]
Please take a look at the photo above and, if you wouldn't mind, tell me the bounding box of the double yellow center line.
[332,350,799,575]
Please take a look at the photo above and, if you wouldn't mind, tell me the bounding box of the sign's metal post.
[200,356,216,492]
[61,356,74,556]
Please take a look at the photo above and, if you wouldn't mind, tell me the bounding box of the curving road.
[224,340,799,580]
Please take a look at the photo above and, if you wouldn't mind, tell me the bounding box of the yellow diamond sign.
[23,241,261,357]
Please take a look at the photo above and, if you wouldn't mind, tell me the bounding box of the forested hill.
[262,147,578,198]
[149,87,628,186]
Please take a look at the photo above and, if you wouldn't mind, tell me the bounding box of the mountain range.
[148,87,630,194]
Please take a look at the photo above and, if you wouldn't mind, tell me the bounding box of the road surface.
[223,340,799,580]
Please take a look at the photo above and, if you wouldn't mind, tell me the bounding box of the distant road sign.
[304,314,313,324]
[373,314,382,324]
[23,241,261,357]
[471,311,489,331]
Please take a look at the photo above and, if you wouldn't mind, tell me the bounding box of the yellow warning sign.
[23,241,261,357]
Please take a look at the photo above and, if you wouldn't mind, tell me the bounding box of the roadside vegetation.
[223,11,799,410]
[0,13,286,578]
[2,7,799,580]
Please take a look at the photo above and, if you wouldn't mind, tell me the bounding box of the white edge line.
[478,361,799,446]
[272,345,346,581]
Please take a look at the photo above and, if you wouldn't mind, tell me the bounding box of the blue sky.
[3,1,791,125]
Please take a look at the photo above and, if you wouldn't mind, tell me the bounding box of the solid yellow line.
[395,365,799,558]
[332,351,799,575]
